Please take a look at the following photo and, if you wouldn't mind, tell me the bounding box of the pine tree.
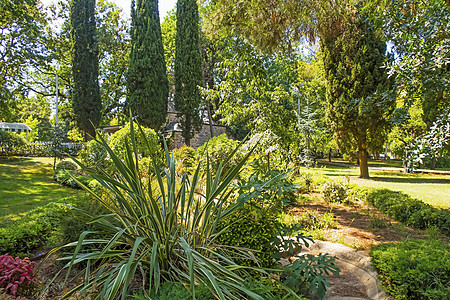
[127,0,169,131]
[71,0,102,140]
[321,12,394,178]
[174,0,203,146]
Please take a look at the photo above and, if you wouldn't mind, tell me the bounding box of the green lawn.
[0,157,82,225]
[312,165,450,208]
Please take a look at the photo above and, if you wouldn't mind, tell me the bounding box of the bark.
[328,148,332,162]
[358,149,369,178]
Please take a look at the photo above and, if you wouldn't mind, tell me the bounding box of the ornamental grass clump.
[49,121,267,300]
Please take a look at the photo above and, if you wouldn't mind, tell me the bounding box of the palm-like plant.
[50,121,267,300]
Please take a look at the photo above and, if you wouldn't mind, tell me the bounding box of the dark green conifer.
[71,0,102,140]
[174,0,203,146]
[127,0,169,131]
[321,13,394,178]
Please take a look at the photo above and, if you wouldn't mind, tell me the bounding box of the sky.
[41,0,177,21]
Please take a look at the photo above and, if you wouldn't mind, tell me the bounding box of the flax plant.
[50,121,269,300]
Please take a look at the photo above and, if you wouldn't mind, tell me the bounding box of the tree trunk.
[328,148,332,162]
[431,156,436,170]
[207,100,214,138]
[358,149,369,178]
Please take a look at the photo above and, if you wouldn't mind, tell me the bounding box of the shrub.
[322,180,348,203]
[0,202,72,256]
[172,145,195,176]
[216,203,281,268]
[0,132,26,155]
[370,240,450,299]
[351,187,449,234]
[195,134,245,176]
[55,160,77,171]
[285,210,337,231]
[54,169,93,189]
[78,138,108,168]
[108,123,163,165]
[0,255,38,298]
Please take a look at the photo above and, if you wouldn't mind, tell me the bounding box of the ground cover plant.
[0,157,81,225]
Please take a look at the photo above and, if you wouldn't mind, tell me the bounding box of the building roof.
[0,122,32,133]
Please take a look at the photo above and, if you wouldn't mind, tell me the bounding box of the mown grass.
[0,156,82,225]
[311,165,450,208]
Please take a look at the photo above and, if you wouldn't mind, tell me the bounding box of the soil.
[287,193,432,299]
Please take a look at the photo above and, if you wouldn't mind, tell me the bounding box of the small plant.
[0,254,38,298]
[216,203,281,268]
[55,160,78,171]
[322,180,348,203]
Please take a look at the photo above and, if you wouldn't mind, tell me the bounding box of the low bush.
[0,202,72,257]
[370,240,450,299]
[322,180,348,203]
[216,203,281,268]
[195,134,245,176]
[78,138,109,168]
[108,123,163,166]
[55,160,77,171]
[0,254,38,299]
[350,186,449,234]
[0,132,27,155]
[284,210,337,231]
[54,169,93,189]
[172,145,195,176]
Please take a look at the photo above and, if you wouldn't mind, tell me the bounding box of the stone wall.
[168,124,226,149]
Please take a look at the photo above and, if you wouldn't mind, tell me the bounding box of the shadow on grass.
[0,156,48,167]
[368,176,450,184]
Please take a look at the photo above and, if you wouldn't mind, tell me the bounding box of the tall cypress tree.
[71,0,102,140]
[174,0,203,146]
[321,12,394,178]
[127,0,168,131]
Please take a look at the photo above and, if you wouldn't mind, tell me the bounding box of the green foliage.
[174,0,203,145]
[321,10,394,178]
[282,253,340,299]
[52,121,270,299]
[71,0,102,138]
[108,123,163,163]
[195,134,243,176]
[127,0,168,130]
[0,131,26,154]
[381,0,450,114]
[0,0,46,121]
[172,145,195,176]
[54,169,93,189]
[79,138,109,168]
[350,186,449,234]
[216,203,281,268]
[322,180,348,203]
[287,210,337,231]
[370,240,450,299]
[55,160,77,171]
[0,202,72,257]
[133,282,213,300]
